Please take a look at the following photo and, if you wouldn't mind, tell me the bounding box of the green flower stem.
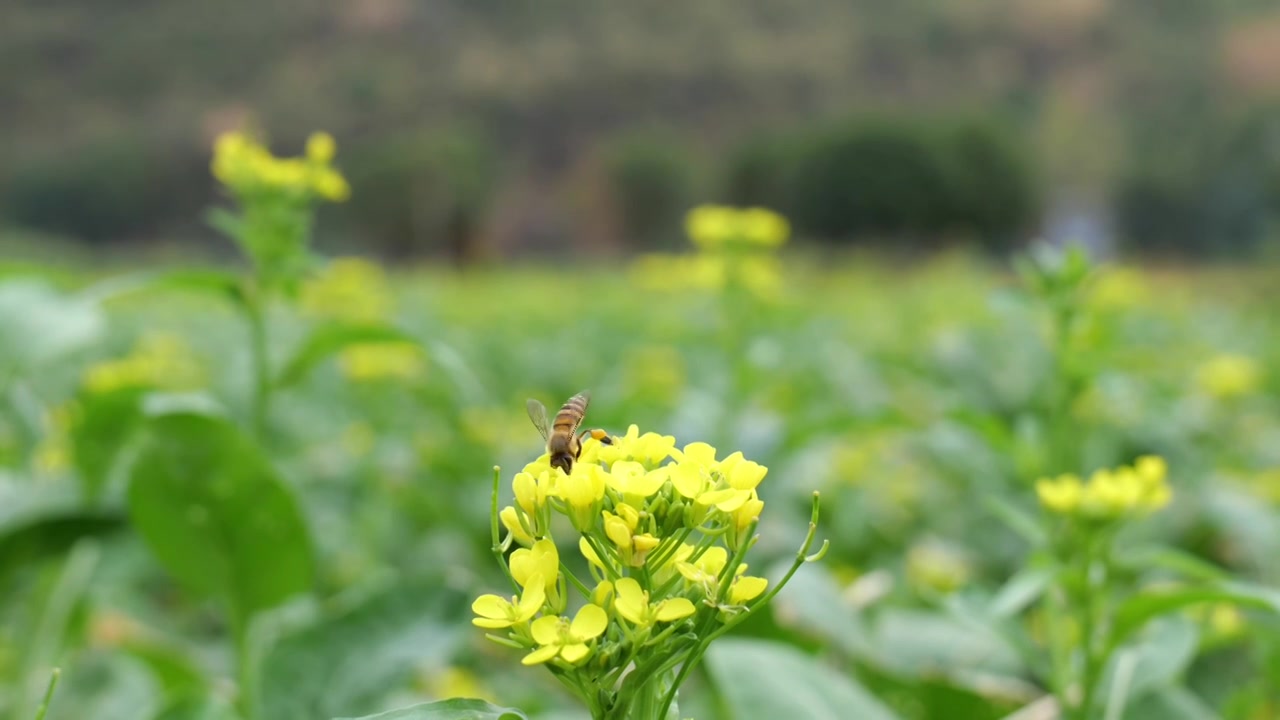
[32,668,60,720]
[230,607,257,720]
[243,287,272,439]
[658,493,826,718]
[488,466,520,594]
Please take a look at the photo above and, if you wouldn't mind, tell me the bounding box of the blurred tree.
[600,130,699,250]
[342,127,498,264]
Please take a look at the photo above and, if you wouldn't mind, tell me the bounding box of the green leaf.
[69,388,146,502]
[332,699,529,720]
[767,563,875,660]
[1110,581,1280,652]
[259,577,469,720]
[871,607,1025,679]
[1113,546,1231,583]
[79,268,245,307]
[275,323,422,388]
[988,567,1052,618]
[126,412,314,621]
[0,279,106,371]
[1099,617,1199,713]
[1121,686,1221,720]
[983,495,1045,546]
[704,637,901,720]
[0,478,124,586]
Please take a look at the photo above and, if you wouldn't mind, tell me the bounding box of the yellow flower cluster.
[1195,353,1262,399]
[300,257,395,324]
[82,333,207,395]
[212,130,350,202]
[1036,455,1172,520]
[685,204,790,250]
[338,342,426,382]
[629,204,789,300]
[475,423,791,714]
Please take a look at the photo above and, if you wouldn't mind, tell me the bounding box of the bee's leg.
[582,428,614,445]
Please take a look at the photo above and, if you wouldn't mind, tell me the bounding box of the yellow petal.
[580,536,604,569]
[730,576,769,604]
[513,472,539,513]
[654,598,696,622]
[522,644,560,666]
[613,578,648,625]
[560,642,590,664]
[517,576,546,619]
[472,617,514,629]
[530,616,562,645]
[704,488,746,511]
[471,594,512,619]
[677,442,718,466]
[670,464,705,499]
[570,603,609,639]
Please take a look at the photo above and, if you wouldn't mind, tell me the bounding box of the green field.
[1,244,1278,720]
[1,136,1279,720]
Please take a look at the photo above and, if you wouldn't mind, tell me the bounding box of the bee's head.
[550,453,574,474]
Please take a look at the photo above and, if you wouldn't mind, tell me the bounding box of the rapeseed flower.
[82,333,206,395]
[478,415,825,719]
[299,257,395,323]
[212,130,349,202]
[338,342,425,382]
[472,575,545,629]
[1196,354,1262,399]
[1036,455,1171,521]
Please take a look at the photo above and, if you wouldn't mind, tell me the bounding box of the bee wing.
[526,398,551,442]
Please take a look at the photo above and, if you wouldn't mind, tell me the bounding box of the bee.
[526,390,613,474]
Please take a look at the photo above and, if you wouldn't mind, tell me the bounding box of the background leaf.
[259,576,469,720]
[126,411,315,620]
[703,637,901,720]
[333,698,530,720]
[275,323,422,388]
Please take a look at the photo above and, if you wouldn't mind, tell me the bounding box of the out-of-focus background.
[4,0,1280,264]
[2,4,1280,720]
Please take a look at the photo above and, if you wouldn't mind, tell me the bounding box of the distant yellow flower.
[1036,474,1084,514]
[338,342,425,382]
[906,542,972,594]
[1036,456,1172,520]
[300,257,395,323]
[522,604,608,666]
[306,132,337,164]
[685,204,790,250]
[1196,354,1262,399]
[425,666,497,704]
[82,332,206,394]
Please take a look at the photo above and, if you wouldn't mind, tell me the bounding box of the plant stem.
[33,668,60,720]
[244,290,271,439]
[231,608,257,720]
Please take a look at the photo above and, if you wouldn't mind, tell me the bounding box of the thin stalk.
[231,608,256,720]
[244,291,272,439]
[32,668,60,720]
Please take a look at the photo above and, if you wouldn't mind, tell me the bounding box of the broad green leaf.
[870,607,1024,678]
[0,279,105,370]
[275,323,422,388]
[1109,581,1280,652]
[149,695,241,720]
[768,563,875,660]
[1121,686,1221,720]
[69,387,145,502]
[704,637,901,720]
[1099,617,1199,715]
[258,577,468,720]
[0,478,123,585]
[121,639,208,701]
[988,567,1052,618]
[79,268,245,307]
[1114,546,1231,583]
[126,412,315,620]
[983,495,1045,546]
[44,650,162,720]
[333,698,529,720]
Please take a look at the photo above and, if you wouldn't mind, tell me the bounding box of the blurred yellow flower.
[1196,354,1262,399]
[1036,455,1172,520]
[300,257,395,323]
[83,332,206,395]
[338,342,425,382]
[424,666,497,704]
[211,129,349,202]
[685,204,790,250]
[906,541,972,594]
[1088,266,1149,310]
